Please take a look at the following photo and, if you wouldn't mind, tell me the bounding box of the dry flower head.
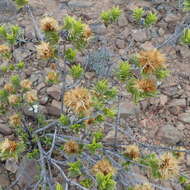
[8,95,20,105]
[25,90,38,103]
[64,87,92,114]
[64,141,79,154]
[0,138,17,153]
[20,79,32,89]
[36,42,54,59]
[40,17,59,32]
[0,44,10,54]
[47,71,59,82]
[124,144,140,160]
[134,79,156,93]
[139,49,166,73]
[9,114,21,126]
[4,83,14,93]
[92,159,116,176]
[159,152,179,179]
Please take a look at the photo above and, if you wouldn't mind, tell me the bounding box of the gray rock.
[16,158,39,188]
[120,100,140,118]
[13,48,31,62]
[165,14,180,23]
[121,28,130,40]
[0,123,12,135]
[46,100,61,116]
[5,158,18,173]
[117,13,128,27]
[0,0,16,23]
[103,130,125,143]
[23,105,47,118]
[115,39,125,49]
[156,124,183,145]
[90,23,107,35]
[47,85,61,101]
[178,112,190,124]
[68,0,93,8]
[169,99,186,107]
[132,29,148,42]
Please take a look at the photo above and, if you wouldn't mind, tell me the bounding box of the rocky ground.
[0,0,190,189]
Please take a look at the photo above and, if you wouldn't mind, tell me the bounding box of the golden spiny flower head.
[8,95,20,105]
[40,17,59,32]
[92,159,116,176]
[138,49,166,73]
[134,79,156,93]
[64,87,92,114]
[47,71,59,82]
[124,144,140,160]
[84,25,92,39]
[133,183,153,190]
[36,42,54,59]
[0,44,10,54]
[64,141,79,154]
[4,83,14,93]
[159,152,179,179]
[0,138,17,153]
[9,114,21,126]
[25,90,38,104]
[20,79,32,89]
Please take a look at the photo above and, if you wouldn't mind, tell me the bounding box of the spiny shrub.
[0,7,188,190]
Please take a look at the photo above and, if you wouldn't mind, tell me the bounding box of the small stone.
[39,95,49,105]
[132,29,148,42]
[140,41,155,50]
[0,174,10,187]
[16,158,39,188]
[0,123,12,135]
[5,158,18,173]
[68,0,93,8]
[159,95,168,106]
[176,122,185,131]
[169,99,186,107]
[156,124,183,145]
[165,14,180,23]
[179,46,190,59]
[120,100,140,118]
[46,100,61,116]
[23,105,47,118]
[158,28,165,36]
[121,28,130,40]
[36,82,46,91]
[90,23,106,35]
[47,85,61,101]
[117,13,128,27]
[13,48,31,62]
[178,112,190,124]
[115,39,125,49]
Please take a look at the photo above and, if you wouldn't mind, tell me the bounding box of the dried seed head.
[25,90,38,103]
[159,152,179,179]
[0,44,10,54]
[92,159,116,176]
[134,79,156,93]
[124,144,140,160]
[133,183,153,190]
[9,114,21,126]
[36,42,54,59]
[40,17,59,32]
[84,25,92,39]
[8,95,20,105]
[64,141,79,154]
[20,79,32,89]
[139,49,166,73]
[4,83,14,93]
[0,138,17,153]
[64,87,92,114]
[47,71,59,82]
[84,118,95,125]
